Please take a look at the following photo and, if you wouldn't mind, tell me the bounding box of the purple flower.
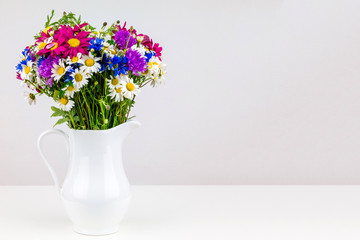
[38,56,59,86]
[125,49,147,75]
[114,30,137,50]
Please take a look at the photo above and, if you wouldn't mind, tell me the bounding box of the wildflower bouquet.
[16,10,166,130]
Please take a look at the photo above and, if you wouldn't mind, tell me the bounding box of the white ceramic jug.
[37,120,141,235]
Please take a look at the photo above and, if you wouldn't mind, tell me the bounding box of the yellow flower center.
[74,73,83,82]
[111,78,119,86]
[71,56,79,62]
[50,42,58,51]
[68,38,80,48]
[58,67,65,75]
[67,86,75,91]
[60,97,68,105]
[24,66,31,74]
[110,49,116,54]
[115,87,122,93]
[43,27,51,34]
[85,59,95,67]
[39,42,47,50]
[126,82,135,91]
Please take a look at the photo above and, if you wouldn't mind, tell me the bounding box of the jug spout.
[125,120,141,130]
[111,119,141,141]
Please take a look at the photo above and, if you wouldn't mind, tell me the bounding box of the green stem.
[80,89,92,127]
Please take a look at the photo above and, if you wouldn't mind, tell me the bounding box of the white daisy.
[120,76,140,99]
[146,56,167,87]
[63,85,79,98]
[71,69,90,89]
[104,33,112,42]
[131,44,147,56]
[51,60,69,82]
[108,86,124,102]
[58,97,75,111]
[104,45,118,58]
[106,75,121,90]
[20,61,34,80]
[81,53,101,73]
[66,52,84,65]
[24,92,36,105]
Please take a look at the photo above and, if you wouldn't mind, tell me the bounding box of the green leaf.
[51,106,60,112]
[53,90,60,101]
[50,106,67,117]
[53,118,69,127]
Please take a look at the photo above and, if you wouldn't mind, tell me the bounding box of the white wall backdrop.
[1,0,360,185]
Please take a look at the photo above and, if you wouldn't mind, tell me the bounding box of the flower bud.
[116,20,120,24]
[103,22,107,26]
[104,119,109,124]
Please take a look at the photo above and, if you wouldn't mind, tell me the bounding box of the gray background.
[1,0,360,185]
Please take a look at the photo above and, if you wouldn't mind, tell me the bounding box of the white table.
[1,186,360,240]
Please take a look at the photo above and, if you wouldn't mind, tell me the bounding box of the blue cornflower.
[144,51,156,63]
[109,55,129,76]
[16,48,34,72]
[89,38,104,52]
[64,67,75,83]
[99,53,110,72]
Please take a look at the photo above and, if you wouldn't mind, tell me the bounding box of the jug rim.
[68,119,141,133]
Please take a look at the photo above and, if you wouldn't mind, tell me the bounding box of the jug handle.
[37,129,70,197]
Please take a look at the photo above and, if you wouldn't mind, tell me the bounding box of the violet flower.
[114,30,137,50]
[125,49,147,75]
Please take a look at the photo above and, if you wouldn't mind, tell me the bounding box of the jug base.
[73,225,119,236]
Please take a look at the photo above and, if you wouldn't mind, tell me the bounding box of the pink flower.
[37,40,67,57]
[152,43,163,61]
[140,35,163,60]
[36,27,53,43]
[73,23,88,33]
[16,72,23,81]
[56,25,91,58]
[140,35,153,49]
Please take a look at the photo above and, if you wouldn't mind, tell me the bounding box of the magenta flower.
[16,72,22,81]
[140,35,163,60]
[37,40,67,57]
[36,27,53,43]
[57,25,91,58]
